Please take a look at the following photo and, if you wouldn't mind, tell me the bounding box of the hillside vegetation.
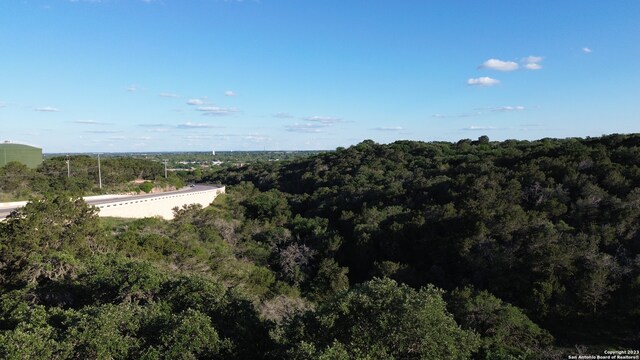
[1,134,639,358]
[208,134,640,349]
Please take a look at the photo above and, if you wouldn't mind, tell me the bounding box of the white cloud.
[75,120,110,124]
[462,125,497,131]
[302,116,342,124]
[522,56,543,70]
[159,92,179,98]
[372,126,404,131]
[224,90,237,97]
[177,122,220,129]
[85,130,122,134]
[244,135,270,142]
[480,59,519,71]
[489,106,525,112]
[186,99,205,105]
[127,84,138,92]
[285,123,327,133]
[35,106,61,112]
[433,112,481,118]
[523,56,543,64]
[197,106,238,116]
[0,102,5,108]
[582,47,592,53]
[467,77,500,86]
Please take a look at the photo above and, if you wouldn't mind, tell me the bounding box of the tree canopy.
[2,134,640,358]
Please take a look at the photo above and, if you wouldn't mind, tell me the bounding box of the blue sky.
[1,0,639,152]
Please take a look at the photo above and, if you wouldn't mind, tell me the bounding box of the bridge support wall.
[96,187,225,220]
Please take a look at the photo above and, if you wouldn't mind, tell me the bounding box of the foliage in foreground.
[0,193,555,359]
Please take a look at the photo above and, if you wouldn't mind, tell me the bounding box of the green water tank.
[0,141,43,169]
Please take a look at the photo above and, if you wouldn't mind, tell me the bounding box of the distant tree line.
[0,156,183,200]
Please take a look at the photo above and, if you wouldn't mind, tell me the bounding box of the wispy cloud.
[523,56,543,64]
[35,106,61,112]
[524,63,542,70]
[127,84,139,92]
[435,106,525,118]
[372,126,404,131]
[467,77,500,86]
[0,102,6,108]
[302,115,342,124]
[433,112,481,118]
[522,56,543,70]
[75,120,110,125]
[197,106,238,116]
[177,122,222,129]
[582,47,592,54]
[285,123,326,133]
[488,106,525,112]
[159,92,179,98]
[84,130,123,134]
[461,125,497,131]
[184,135,213,140]
[138,123,167,127]
[480,58,519,71]
[224,90,237,97]
[244,135,270,142]
[186,99,205,106]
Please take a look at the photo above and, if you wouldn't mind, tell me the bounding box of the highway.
[0,184,219,220]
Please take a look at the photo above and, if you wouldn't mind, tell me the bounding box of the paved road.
[0,184,218,219]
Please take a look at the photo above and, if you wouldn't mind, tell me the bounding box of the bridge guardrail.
[94,187,225,210]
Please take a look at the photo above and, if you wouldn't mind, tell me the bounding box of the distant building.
[0,141,43,169]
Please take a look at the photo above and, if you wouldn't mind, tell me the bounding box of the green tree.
[448,287,554,359]
[0,195,101,286]
[288,278,479,359]
[309,258,349,302]
[242,189,291,223]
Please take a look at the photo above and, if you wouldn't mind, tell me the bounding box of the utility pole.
[163,159,168,178]
[65,155,70,178]
[98,154,102,189]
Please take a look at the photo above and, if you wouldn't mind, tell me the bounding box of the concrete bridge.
[94,185,225,219]
[0,185,225,220]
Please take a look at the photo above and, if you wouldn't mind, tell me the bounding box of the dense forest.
[1,134,639,358]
